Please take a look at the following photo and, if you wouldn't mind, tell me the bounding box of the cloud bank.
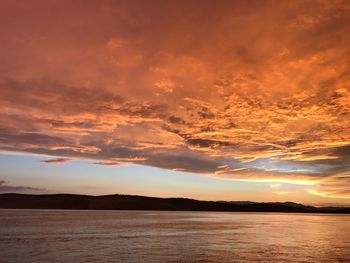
[0,0,349,198]
[0,180,44,193]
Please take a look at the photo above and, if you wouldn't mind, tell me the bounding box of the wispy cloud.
[41,158,71,164]
[93,161,126,167]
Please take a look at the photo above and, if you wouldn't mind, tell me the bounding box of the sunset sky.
[0,0,349,205]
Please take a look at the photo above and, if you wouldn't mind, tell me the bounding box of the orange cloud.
[0,0,349,199]
[307,173,350,199]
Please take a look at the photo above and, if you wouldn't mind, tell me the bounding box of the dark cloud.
[186,138,232,148]
[143,154,221,174]
[0,129,69,147]
[41,158,71,164]
[0,180,44,193]
[93,161,124,166]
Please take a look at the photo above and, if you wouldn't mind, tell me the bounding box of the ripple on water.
[0,210,350,263]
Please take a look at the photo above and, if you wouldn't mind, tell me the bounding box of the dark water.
[0,210,349,262]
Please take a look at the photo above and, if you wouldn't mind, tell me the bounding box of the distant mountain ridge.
[0,193,349,214]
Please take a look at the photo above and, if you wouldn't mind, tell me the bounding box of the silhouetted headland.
[0,193,349,213]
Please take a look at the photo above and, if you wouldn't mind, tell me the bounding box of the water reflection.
[0,210,349,262]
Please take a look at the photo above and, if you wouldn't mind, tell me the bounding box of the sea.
[0,210,349,262]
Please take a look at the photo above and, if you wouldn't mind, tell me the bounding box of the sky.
[0,0,349,205]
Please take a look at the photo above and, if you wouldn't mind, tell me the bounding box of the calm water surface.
[0,210,349,262]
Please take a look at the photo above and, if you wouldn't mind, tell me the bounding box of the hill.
[0,193,349,213]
